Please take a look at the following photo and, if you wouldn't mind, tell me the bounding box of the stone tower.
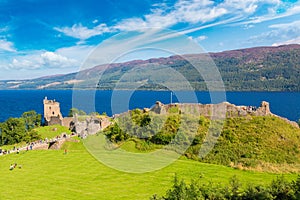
[43,97,63,125]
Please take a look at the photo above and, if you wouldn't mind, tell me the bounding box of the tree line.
[0,110,41,146]
[151,175,300,200]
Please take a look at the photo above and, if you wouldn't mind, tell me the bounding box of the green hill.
[199,116,300,172]
[104,108,300,173]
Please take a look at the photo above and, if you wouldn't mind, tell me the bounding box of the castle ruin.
[150,101,272,117]
[43,97,111,134]
[150,101,298,128]
[43,97,76,127]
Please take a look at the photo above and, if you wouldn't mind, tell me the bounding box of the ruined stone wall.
[73,115,111,136]
[62,117,74,128]
[101,117,111,130]
[151,101,272,118]
[45,116,62,126]
[150,100,299,128]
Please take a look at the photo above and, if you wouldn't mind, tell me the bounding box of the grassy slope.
[112,113,300,172]
[200,116,300,172]
[0,140,298,200]
[33,125,71,139]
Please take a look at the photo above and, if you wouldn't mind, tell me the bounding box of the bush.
[151,132,174,145]
[103,123,129,143]
[270,176,296,200]
[151,175,300,200]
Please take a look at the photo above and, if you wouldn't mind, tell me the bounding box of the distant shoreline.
[1,88,300,92]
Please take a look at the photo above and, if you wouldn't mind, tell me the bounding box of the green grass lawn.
[34,125,71,139]
[0,139,298,200]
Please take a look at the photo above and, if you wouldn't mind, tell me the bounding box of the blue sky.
[0,0,300,80]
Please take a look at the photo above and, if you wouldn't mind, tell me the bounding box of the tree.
[0,117,27,145]
[21,110,41,130]
[78,110,87,115]
[26,129,41,142]
[89,112,100,116]
[68,108,80,117]
[270,176,295,200]
[104,122,129,143]
[68,108,86,117]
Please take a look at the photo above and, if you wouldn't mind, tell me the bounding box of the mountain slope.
[1,44,300,91]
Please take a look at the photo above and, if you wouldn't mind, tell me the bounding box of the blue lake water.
[0,90,299,122]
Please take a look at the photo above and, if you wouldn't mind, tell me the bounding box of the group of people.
[2,132,75,171]
[9,163,21,170]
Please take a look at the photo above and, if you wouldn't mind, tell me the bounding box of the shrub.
[151,176,300,200]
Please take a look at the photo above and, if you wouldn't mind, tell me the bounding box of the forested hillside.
[1,44,300,91]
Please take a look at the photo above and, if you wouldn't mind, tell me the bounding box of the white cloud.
[243,24,254,29]
[41,52,77,68]
[7,50,79,70]
[114,0,285,32]
[269,20,300,29]
[272,36,300,46]
[0,39,16,52]
[53,0,299,42]
[114,18,149,31]
[9,57,42,70]
[0,44,96,79]
[269,20,300,46]
[114,0,228,31]
[239,1,300,25]
[54,23,113,41]
[196,35,208,41]
[249,20,300,46]
[221,0,261,13]
[189,35,208,43]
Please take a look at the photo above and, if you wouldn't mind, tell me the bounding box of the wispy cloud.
[0,39,16,52]
[114,0,227,31]
[238,1,300,25]
[249,20,300,46]
[54,23,113,42]
[114,0,284,32]
[54,0,287,42]
[0,26,15,52]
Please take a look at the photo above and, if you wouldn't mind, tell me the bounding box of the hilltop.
[1,44,300,91]
[104,101,300,172]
